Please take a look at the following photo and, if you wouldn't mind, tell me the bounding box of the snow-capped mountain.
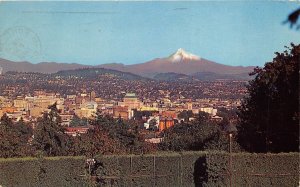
[103,49,254,77]
[167,48,201,63]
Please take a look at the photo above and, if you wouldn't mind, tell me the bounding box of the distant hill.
[54,68,147,81]
[192,72,252,81]
[0,48,254,80]
[0,58,89,73]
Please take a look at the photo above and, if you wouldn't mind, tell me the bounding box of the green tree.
[32,103,69,156]
[196,111,210,123]
[89,111,154,154]
[0,114,32,157]
[178,110,194,122]
[148,118,158,131]
[70,115,88,127]
[159,116,239,152]
[68,126,124,157]
[237,44,299,152]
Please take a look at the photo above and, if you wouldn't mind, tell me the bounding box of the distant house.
[59,114,74,127]
[65,127,89,136]
[145,137,163,144]
[211,115,223,122]
[113,106,130,120]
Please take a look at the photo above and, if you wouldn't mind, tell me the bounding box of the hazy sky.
[0,1,299,66]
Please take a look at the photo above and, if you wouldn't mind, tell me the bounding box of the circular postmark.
[0,26,41,61]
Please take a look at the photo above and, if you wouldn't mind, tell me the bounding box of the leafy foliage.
[238,44,299,152]
[159,113,240,152]
[0,108,157,158]
[32,104,70,156]
[69,111,156,156]
[0,114,32,158]
[69,115,88,127]
[178,110,194,121]
[68,126,124,157]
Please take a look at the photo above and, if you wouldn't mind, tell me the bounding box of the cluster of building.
[0,91,95,129]
[0,71,248,104]
[0,90,241,136]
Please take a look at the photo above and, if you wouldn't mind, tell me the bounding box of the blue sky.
[0,1,299,67]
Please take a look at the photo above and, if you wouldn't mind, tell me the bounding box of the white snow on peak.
[168,48,201,63]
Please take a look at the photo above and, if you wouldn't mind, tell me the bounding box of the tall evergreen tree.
[32,103,69,156]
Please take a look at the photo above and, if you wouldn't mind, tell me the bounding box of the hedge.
[208,152,300,187]
[92,152,299,187]
[0,156,90,187]
[0,152,299,187]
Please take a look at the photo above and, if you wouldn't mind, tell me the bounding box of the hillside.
[0,58,89,73]
[54,68,147,81]
[192,72,252,81]
[153,72,195,81]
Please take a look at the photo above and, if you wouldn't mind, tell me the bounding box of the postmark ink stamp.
[0,26,42,61]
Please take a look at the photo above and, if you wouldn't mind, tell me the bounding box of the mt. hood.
[101,48,254,78]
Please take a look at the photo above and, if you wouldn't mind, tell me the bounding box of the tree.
[68,126,124,157]
[69,115,88,127]
[148,118,158,131]
[89,111,153,154]
[178,110,194,122]
[283,8,300,30]
[159,115,239,152]
[195,111,210,124]
[32,103,69,156]
[237,44,299,152]
[0,114,32,157]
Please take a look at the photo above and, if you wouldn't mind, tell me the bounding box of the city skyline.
[0,1,299,67]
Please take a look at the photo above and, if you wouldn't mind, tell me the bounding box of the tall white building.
[0,67,3,75]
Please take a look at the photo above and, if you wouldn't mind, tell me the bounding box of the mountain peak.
[168,48,201,63]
